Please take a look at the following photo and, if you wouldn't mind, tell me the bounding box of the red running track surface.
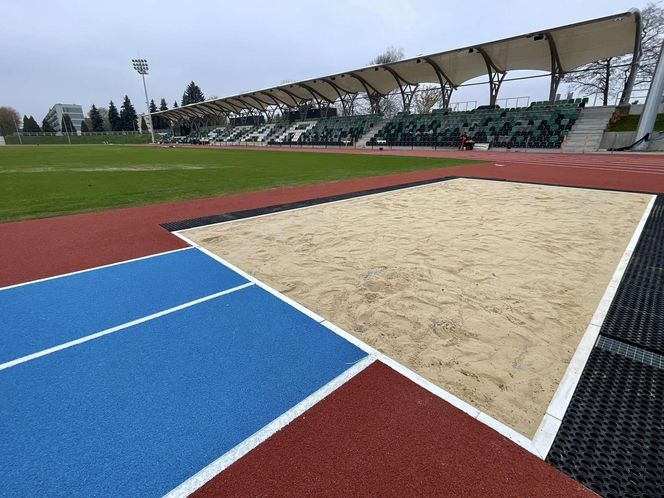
[5,149,659,495]
[193,362,595,498]
[2,151,663,287]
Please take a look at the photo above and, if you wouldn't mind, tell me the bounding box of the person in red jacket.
[458,132,468,150]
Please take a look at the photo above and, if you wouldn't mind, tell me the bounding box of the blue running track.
[0,248,366,497]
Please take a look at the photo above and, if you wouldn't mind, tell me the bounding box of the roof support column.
[477,47,506,106]
[383,66,418,113]
[633,35,664,149]
[339,93,358,116]
[422,57,456,109]
[620,10,643,106]
[545,32,564,102]
[322,78,358,116]
[349,73,386,115]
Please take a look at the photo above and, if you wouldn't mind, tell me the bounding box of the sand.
[186,179,650,437]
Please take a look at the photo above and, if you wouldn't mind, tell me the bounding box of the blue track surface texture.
[0,284,366,497]
[0,248,247,364]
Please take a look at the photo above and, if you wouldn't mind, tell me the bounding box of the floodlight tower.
[132,58,156,143]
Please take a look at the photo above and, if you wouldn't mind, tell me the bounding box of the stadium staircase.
[297,115,380,146]
[356,117,389,148]
[271,121,317,144]
[243,123,281,143]
[562,106,615,152]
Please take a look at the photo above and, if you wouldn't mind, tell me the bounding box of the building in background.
[44,104,85,132]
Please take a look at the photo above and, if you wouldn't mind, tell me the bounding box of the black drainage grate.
[546,347,664,498]
[547,194,664,498]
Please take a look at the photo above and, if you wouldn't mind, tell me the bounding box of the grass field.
[0,145,477,222]
[608,113,664,132]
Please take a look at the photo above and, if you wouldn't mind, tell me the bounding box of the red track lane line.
[192,362,596,498]
[3,157,663,288]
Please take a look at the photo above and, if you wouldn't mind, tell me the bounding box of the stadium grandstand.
[154,10,647,152]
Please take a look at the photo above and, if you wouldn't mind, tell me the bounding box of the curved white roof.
[158,10,640,120]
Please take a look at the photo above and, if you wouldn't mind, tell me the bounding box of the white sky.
[0,0,651,120]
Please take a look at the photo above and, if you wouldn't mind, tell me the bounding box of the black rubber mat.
[600,197,664,355]
[546,346,664,498]
[161,176,456,232]
[548,195,664,497]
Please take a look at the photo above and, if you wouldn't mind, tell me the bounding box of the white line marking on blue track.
[174,231,542,456]
[0,282,254,371]
[163,355,376,498]
[0,247,193,292]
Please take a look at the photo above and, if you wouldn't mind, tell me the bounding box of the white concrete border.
[176,231,541,456]
[173,184,656,462]
[531,193,656,457]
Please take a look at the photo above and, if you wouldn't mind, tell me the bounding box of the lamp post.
[132,58,156,143]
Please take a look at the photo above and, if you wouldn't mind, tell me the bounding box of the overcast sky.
[0,0,652,120]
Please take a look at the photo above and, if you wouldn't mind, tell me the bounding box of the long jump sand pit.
[186,178,650,436]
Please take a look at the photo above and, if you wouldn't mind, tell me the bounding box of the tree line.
[0,80,205,135]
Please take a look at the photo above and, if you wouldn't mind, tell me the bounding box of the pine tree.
[119,95,138,131]
[80,120,90,133]
[159,98,168,112]
[30,116,41,132]
[140,116,148,133]
[173,100,178,108]
[181,81,205,106]
[108,101,121,131]
[22,115,29,132]
[149,99,160,130]
[22,115,41,132]
[89,104,104,132]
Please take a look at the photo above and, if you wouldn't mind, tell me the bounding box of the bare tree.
[628,2,664,98]
[413,84,441,114]
[366,46,404,115]
[563,58,621,106]
[0,106,21,136]
[563,3,664,105]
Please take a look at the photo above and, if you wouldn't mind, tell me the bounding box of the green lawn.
[0,145,477,222]
[608,113,664,132]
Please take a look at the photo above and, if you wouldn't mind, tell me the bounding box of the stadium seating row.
[269,115,381,146]
[367,99,587,149]
[173,99,588,149]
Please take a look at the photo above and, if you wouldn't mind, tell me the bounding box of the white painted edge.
[531,414,562,458]
[176,232,541,456]
[163,355,376,498]
[172,191,656,463]
[171,232,327,324]
[0,282,254,371]
[531,194,656,458]
[175,178,467,234]
[0,247,193,292]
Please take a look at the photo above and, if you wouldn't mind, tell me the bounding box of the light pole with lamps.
[132,58,156,143]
